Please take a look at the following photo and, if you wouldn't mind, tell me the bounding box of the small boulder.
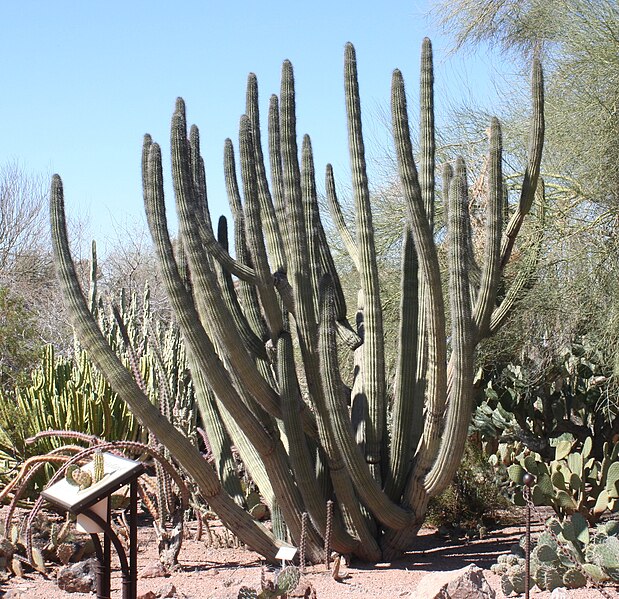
[137,592,157,599]
[413,564,496,599]
[139,561,168,578]
[57,558,97,593]
[157,582,178,597]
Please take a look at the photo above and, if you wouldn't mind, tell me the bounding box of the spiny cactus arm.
[246,74,286,272]
[473,118,503,339]
[280,59,318,352]
[391,68,448,468]
[189,125,213,233]
[50,175,284,562]
[88,240,98,314]
[424,161,475,498]
[277,332,362,556]
[385,225,419,502]
[301,134,324,317]
[145,139,284,449]
[319,276,413,531]
[420,38,435,226]
[267,94,293,262]
[191,368,245,506]
[500,58,544,269]
[302,138,361,351]
[171,107,285,424]
[325,164,360,270]
[442,163,453,223]
[224,139,271,338]
[186,127,257,285]
[344,42,386,476]
[490,181,545,335]
[238,114,285,340]
[215,216,269,360]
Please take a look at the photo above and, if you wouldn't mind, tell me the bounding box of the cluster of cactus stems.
[49,38,544,562]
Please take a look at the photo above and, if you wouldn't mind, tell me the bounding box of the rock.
[413,564,496,599]
[137,592,157,599]
[157,582,178,597]
[139,561,168,578]
[4,590,25,598]
[550,589,569,599]
[56,558,97,593]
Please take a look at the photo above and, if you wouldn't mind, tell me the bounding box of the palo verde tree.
[50,39,543,561]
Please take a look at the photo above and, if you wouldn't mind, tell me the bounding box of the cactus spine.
[50,38,544,562]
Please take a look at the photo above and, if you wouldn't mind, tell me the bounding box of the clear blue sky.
[0,1,507,256]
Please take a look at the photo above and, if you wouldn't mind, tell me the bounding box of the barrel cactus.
[49,38,544,562]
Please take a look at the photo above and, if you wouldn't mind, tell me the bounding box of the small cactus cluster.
[65,450,106,491]
[491,514,619,594]
[508,436,619,522]
[237,565,301,598]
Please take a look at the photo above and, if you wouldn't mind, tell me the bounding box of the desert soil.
[0,513,617,599]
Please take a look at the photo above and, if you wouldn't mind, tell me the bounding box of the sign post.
[41,453,145,599]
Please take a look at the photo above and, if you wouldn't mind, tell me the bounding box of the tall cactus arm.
[238,113,285,339]
[500,58,544,268]
[145,139,278,451]
[424,160,474,498]
[319,275,414,530]
[384,225,419,502]
[171,106,285,424]
[246,74,287,272]
[278,331,367,556]
[301,134,324,316]
[268,94,294,264]
[280,59,319,358]
[189,125,213,232]
[214,216,269,361]
[50,174,285,562]
[325,164,360,271]
[490,180,545,335]
[391,69,447,470]
[190,367,245,506]
[344,42,386,477]
[473,118,503,339]
[224,138,271,344]
[419,38,435,226]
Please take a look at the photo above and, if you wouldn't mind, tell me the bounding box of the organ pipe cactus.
[50,38,544,561]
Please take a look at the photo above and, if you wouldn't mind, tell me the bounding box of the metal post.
[523,473,535,599]
[129,480,138,599]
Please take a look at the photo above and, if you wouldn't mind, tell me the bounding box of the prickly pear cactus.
[238,587,259,599]
[275,565,300,595]
[65,464,92,490]
[562,567,587,589]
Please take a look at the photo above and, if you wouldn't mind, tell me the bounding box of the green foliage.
[427,442,509,531]
[0,286,40,390]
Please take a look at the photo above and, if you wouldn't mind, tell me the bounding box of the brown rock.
[413,564,495,599]
[157,582,178,597]
[139,561,168,579]
[56,559,97,594]
[137,592,157,599]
